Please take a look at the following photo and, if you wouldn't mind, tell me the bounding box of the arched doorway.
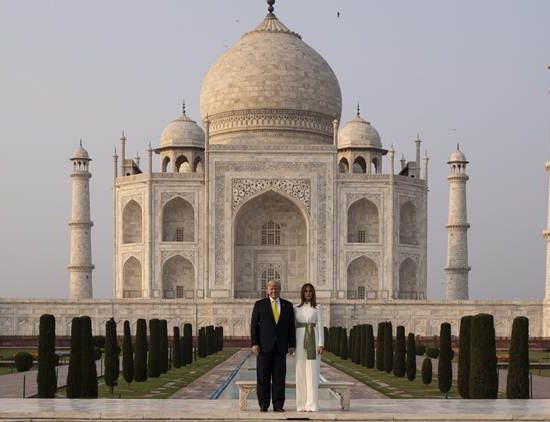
[233,190,308,298]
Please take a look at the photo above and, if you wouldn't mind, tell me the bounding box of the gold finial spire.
[267,0,275,14]
[356,101,360,117]
[182,98,186,115]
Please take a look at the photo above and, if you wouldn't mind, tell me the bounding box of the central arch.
[233,190,308,298]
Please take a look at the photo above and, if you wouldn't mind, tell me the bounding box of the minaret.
[68,141,94,299]
[543,154,550,300]
[444,144,471,300]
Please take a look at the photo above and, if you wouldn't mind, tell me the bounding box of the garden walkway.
[416,356,550,398]
[0,361,102,398]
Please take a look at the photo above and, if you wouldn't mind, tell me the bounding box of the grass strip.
[56,348,238,399]
[322,352,461,399]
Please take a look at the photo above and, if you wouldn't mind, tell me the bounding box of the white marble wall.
[1,299,546,337]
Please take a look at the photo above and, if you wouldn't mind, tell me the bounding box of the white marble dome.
[159,111,205,149]
[449,148,467,163]
[338,115,382,149]
[200,12,342,144]
[72,144,90,160]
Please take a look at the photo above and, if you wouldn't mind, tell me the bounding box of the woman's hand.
[317,346,324,355]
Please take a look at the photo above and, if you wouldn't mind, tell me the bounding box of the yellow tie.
[271,300,279,323]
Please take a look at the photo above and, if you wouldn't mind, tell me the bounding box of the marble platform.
[0,399,549,421]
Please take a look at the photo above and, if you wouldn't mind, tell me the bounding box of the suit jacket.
[250,297,296,354]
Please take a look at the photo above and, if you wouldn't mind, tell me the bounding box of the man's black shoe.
[273,408,285,412]
[259,408,268,412]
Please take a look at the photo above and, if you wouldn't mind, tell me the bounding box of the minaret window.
[357,286,366,299]
[358,230,366,243]
[176,285,184,298]
[261,221,281,245]
[175,228,185,242]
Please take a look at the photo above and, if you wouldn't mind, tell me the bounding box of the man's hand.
[317,346,324,355]
[288,347,295,355]
[251,345,260,355]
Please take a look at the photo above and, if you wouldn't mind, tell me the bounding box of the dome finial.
[267,0,275,14]
[457,142,460,150]
[356,101,360,117]
[182,98,186,115]
[79,139,82,147]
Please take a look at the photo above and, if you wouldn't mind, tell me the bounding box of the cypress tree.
[122,320,134,384]
[66,316,82,398]
[406,333,416,381]
[349,327,357,363]
[393,325,406,377]
[80,316,98,398]
[506,316,529,399]
[359,325,367,366]
[383,321,393,373]
[376,322,385,371]
[172,327,182,368]
[104,318,119,394]
[219,326,224,351]
[470,313,498,398]
[365,324,375,368]
[159,320,168,373]
[148,319,161,377]
[206,325,215,355]
[197,327,205,358]
[336,327,343,357]
[37,314,57,398]
[458,316,472,398]
[183,323,193,364]
[324,327,329,352]
[339,328,349,360]
[134,318,148,382]
[438,322,452,397]
[421,357,432,385]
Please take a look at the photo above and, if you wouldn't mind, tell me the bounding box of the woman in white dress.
[294,283,324,412]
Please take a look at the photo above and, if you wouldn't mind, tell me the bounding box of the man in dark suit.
[250,280,296,412]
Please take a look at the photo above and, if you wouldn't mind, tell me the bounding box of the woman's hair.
[298,283,317,308]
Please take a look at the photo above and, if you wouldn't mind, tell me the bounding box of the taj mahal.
[2,2,550,338]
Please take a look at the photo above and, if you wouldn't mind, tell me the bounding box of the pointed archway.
[233,190,308,298]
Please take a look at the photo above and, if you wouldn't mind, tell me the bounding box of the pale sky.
[0,0,549,300]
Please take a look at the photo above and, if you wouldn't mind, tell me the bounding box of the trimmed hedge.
[415,344,426,356]
[376,322,384,371]
[406,333,416,381]
[134,318,148,382]
[80,316,98,398]
[37,314,57,398]
[159,320,168,374]
[365,324,375,368]
[340,328,349,360]
[383,321,393,373]
[14,352,33,372]
[183,323,193,365]
[66,317,82,398]
[148,319,161,377]
[470,313,498,399]
[122,320,134,385]
[421,357,432,385]
[426,347,439,359]
[458,315,472,398]
[393,325,406,377]
[506,316,529,399]
[104,318,120,394]
[438,322,452,397]
[172,326,182,368]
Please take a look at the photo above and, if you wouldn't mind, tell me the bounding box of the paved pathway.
[0,398,549,420]
[416,356,550,398]
[172,348,384,400]
[0,361,103,398]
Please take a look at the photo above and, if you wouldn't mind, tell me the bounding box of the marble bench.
[235,380,354,411]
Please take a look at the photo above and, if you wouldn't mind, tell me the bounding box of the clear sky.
[0,0,549,300]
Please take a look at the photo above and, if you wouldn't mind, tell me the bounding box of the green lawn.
[322,352,461,399]
[56,348,238,399]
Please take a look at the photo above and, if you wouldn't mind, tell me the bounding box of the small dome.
[448,148,467,163]
[338,116,382,149]
[71,143,90,160]
[159,112,205,149]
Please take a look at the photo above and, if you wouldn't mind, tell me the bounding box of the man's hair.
[266,280,281,287]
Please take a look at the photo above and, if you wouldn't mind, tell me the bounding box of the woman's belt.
[296,322,317,360]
